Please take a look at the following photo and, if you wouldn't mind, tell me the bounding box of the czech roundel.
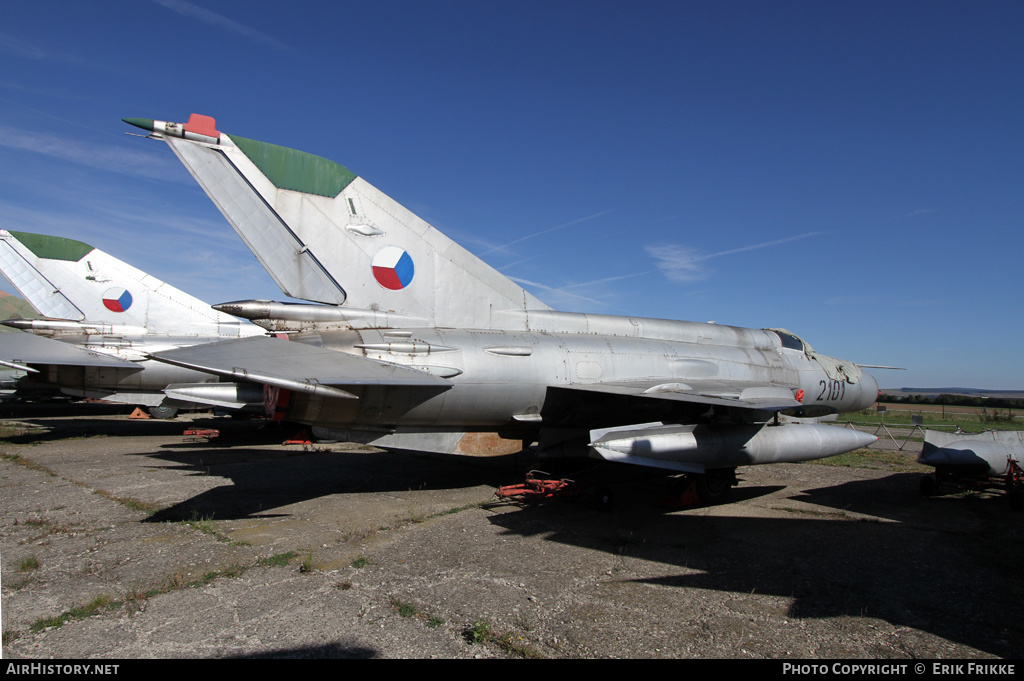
[371,246,414,290]
[102,287,133,313]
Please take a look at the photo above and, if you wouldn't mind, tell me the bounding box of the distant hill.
[0,292,39,332]
[883,387,1024,400]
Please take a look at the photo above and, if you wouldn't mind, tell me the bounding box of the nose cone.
[122,117,155,132]
[855,370,879,411]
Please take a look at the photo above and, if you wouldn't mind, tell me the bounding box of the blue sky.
[0,1,1021,389]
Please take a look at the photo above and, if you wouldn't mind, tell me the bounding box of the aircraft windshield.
[773,331,804,351]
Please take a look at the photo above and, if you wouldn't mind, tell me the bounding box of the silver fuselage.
[27,334,236,405]
[281,312,878,431]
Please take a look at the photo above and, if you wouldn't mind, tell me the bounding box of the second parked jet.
[0,229,266,416]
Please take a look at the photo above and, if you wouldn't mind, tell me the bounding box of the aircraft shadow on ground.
[0,401,130,420]
[232,640,377,659]
[486,472,1023,658]
[141,443,526,523]
[1,416,192,442]
[0,409,266,443]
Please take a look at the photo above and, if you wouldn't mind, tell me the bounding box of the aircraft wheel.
[147,405,178,420]
[695,468,736,505]
[920,475,937,497]
[594,486,614,512]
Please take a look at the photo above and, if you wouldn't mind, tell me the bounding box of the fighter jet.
[0,230,267,417]
[0,291,50,399]
[919,429,1024,508]
[125,114,878,499]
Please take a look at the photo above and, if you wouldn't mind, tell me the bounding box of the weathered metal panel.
[227,135,357,197]
[165,137,347,305]
[0,231,84,320]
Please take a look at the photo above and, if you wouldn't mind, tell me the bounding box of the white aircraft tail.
[0,229,261,338]
[126,115,551,329]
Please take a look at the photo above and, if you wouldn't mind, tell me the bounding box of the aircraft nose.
[856,370,879,411]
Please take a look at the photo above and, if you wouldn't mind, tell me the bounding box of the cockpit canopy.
[771,330,804,352]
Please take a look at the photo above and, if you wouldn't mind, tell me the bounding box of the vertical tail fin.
[0,230,261,338]
[128,115,551,329]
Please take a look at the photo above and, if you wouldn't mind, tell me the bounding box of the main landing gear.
[920,460,1024,511]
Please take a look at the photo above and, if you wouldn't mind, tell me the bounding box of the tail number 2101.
[818,379,846,402]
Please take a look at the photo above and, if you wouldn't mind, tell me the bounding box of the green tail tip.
[122,118,155,131]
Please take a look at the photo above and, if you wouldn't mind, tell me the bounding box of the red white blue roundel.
[102,287,133,313]
[371,246,414,290]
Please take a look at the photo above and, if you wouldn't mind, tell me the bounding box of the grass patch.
[351,556,370,569]
[0,423,46,444]
[29,595,112,633]
[154,563,249,594]
[18,555,39,573]
[466,618,492,644]
[437,503,480,516]
[2,453,161,515]
[15,517,80,541]
[843,409,1020,432]
[0,452,55,476]
[23,548,316,634]
[403,502,483,528]
[179,511,246,544]
[390,597,419,618]
[183,511,218,535]
[218,565,245,579]
[257,551,298,568]
[387,597,449,632]
[463,618,542,658]
[816,448,931,472]
[93,489,159,514]
[118,585,150,615]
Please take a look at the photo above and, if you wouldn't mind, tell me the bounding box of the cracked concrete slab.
[1,406,1021,659]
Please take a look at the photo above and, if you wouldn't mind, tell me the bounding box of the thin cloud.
[0,125,183,181]
[647,231,827,282]
[508,275,609,308]
[507,230,828,303]
[0,32,82,64]
[561,271,653,289]
[646,244,705,282]
[152,0,290,52]
[496,254,542,271]
[702,231,828,259]
[482,210,610,256]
